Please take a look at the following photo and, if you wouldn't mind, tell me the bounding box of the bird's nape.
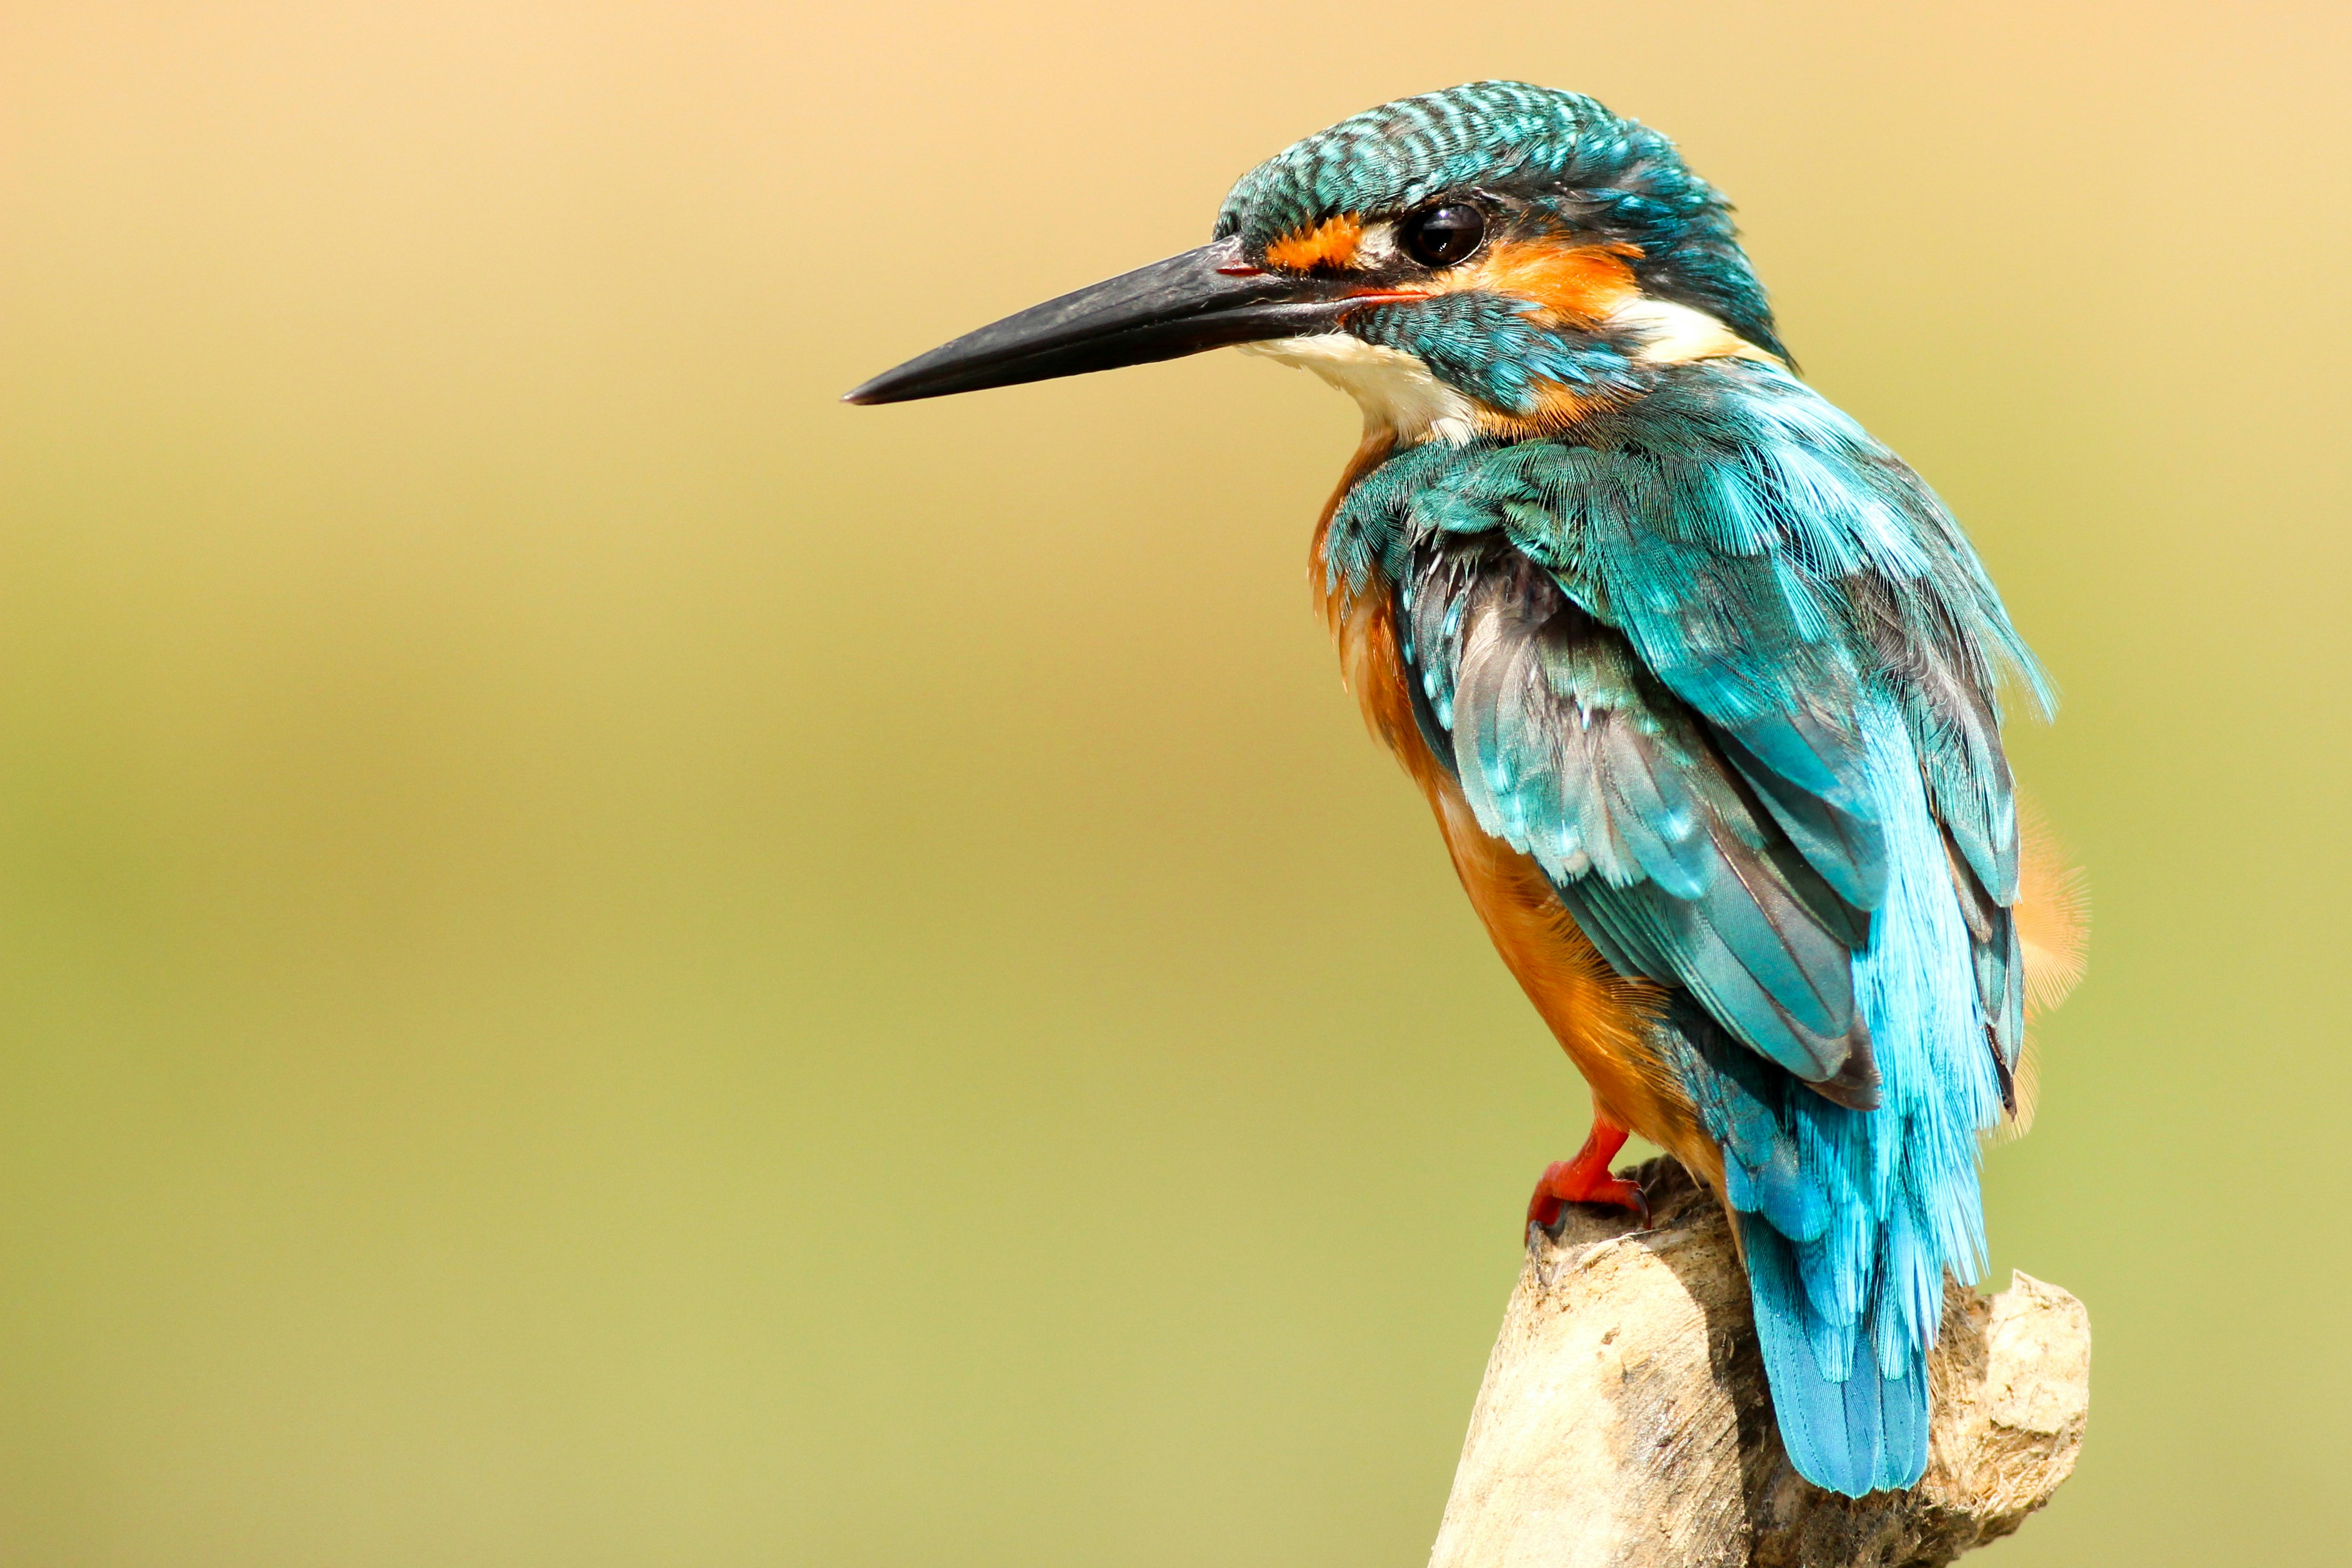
[842,235,1415,405]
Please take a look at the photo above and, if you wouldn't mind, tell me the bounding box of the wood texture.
[1428,1160,2088,1568]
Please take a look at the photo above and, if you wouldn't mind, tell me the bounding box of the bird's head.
[847,82,1785,442]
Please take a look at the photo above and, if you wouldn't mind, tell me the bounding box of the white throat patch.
[1239,302,1769,447]
[1237,335,1480,447]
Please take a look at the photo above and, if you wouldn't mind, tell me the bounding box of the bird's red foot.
[1527,1118,1650,1233]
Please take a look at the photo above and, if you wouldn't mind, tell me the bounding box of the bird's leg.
[1527,1116,1650,1232]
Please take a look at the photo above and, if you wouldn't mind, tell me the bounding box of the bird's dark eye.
[1398,203,1486,268]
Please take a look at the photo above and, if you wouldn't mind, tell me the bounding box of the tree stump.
[1427,1160,2089,1568]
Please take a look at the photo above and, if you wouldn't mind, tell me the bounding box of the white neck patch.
[1606,297,1776,366]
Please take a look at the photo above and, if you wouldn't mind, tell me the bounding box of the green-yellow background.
[4,2,2347,1563]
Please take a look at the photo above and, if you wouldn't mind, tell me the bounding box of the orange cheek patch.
[1266,213,1365,271]
[1436,237,1649,435]
[1449,237,1643,327]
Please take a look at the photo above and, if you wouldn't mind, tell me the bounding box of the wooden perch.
[1428,1160,2089,1568]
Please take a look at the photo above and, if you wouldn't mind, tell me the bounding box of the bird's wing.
[1398,536,1876,1101]
[1341,361,2044,1096]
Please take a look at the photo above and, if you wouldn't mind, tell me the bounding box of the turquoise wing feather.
[1398,540,1876,1096]
[1351,357,2044,1496]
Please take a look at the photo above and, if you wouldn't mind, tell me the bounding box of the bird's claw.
[1526,1160,1651,1233]
[1525,1117,1648,1234]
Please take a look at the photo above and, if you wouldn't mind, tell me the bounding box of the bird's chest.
[1308,444,1439,789]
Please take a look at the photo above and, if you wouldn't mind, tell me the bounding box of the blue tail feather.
[1744,1222,1930,1496]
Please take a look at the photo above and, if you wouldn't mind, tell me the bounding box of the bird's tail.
[1739,1214,1932,1496]
[1665,1000,1947,1497]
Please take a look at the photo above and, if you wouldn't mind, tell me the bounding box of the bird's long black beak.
[843,236,1388,405]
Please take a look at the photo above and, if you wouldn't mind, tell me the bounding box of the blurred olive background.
[2,2,2346,1564]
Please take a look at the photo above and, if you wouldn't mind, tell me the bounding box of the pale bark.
[1428,1160,2089,1568]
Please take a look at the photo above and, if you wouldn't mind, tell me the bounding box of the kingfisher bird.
[847,82,2084,1498]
